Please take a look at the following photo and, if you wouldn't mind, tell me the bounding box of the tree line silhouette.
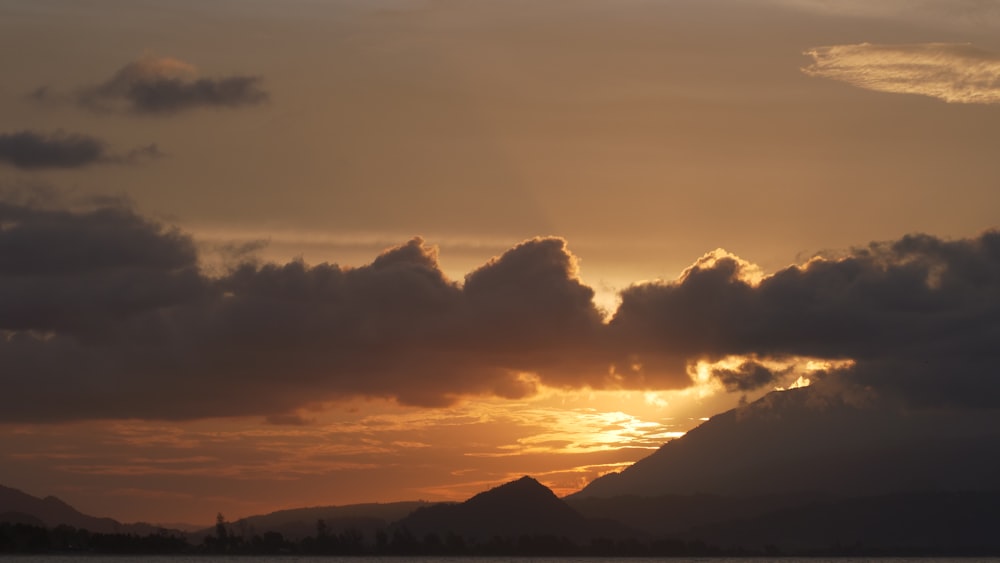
[5,513,999,557]
[0,521,188,554]
[1,513,752,556]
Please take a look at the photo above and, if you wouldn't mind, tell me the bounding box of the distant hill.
[395,476,635,543]
[0,484,177,535]
[573,387,1000,500]
[199,500,432,542]
[0,511,46,527]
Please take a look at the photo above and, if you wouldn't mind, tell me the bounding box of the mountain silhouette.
[395,476,622,542]
[0,484,136,534]
[574,387,1000,500]
[0,484,193,537]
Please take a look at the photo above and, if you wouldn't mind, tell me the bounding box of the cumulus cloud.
[35,55,268,115]
[0,130,161,170]
[611,231,1000,408]
[1,192,998,422]
[803,42,1000,104]
[0,195,607,422]
[461,237,608,384]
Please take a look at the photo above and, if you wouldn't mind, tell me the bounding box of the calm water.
[3,558,1000,563]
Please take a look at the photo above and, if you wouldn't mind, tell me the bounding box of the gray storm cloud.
[33,55,269,115]
[611,232,1000,407]
[1,193,998,422]
[803,43,1000,104]
[0,196,607,421]
[0,131,160,170]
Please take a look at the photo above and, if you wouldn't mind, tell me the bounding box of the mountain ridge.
[0,484,162,534]
[573,386,1000,499]
[196,500,433,541]
[7,387,1000,554]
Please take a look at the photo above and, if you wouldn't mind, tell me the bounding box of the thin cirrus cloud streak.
[0,130,161,170]
[463,407,682,458]
[2,396,681,505]
[803,42,1000,104]
[32,55,268,115]
[1,190,999,424]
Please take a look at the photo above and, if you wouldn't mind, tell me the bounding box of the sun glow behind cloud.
[13,196,976,522]
[1,0,999,538]
[0,386,707,523]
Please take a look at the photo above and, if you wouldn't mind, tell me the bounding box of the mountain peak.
[470,475,551,499]
[396,475,590,541]
[461,475,565,514]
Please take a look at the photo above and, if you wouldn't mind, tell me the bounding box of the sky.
[1,0,999,526]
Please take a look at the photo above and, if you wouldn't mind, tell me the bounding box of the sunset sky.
[2,0,999,526]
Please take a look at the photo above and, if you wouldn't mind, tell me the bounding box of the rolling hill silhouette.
[0,484,172,535]
[197,501,431,541]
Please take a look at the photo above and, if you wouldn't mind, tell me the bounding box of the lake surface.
[3,557,1000,563]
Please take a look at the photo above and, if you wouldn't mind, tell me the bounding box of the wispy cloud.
[803,42,1000,104]
[467,407,678,456]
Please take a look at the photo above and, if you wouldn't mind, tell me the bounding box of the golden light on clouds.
[681,249,766,287]
[4,0,1000,532]
[686,355,858,397]
[467,407,679,457]
[123,54,197,81]
[803,43,1000,104]
[1,387,705,523]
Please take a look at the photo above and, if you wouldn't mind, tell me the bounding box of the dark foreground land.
[4,519,1000,558]
[5,479,1000,557]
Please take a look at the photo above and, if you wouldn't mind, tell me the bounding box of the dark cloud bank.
[33,56,268,115]
[0,131,160,170]
[1,195,998,422]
